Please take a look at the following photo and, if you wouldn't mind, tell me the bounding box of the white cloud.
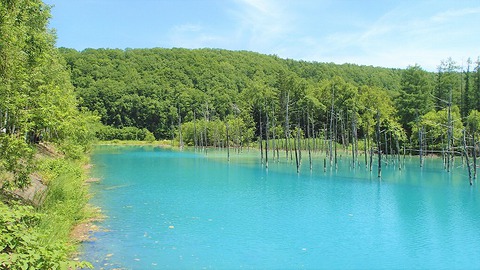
[168,23,228,49]
[432,7,480,22]
[232,0,293,49]
[166,0,295,51]
[172,24,203,33]
[164,1,478,71]
[297,3,480,71]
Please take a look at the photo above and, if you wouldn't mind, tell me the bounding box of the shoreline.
[70,162,105,256]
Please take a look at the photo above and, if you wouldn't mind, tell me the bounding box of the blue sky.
[44,0,479,71]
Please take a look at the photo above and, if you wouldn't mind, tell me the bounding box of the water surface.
[83,146,480,269]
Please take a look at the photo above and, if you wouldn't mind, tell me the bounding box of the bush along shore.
[1,138,168,269]
[0,142,96,269]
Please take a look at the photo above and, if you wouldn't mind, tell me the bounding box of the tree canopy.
[0,0,96,189]
[60,47,479,156]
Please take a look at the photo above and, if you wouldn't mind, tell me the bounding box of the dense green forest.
[61,48,480,164]
[60,48,404,139]
[1,0,95,268]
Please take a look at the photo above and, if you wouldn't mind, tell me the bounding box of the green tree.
[466,110,480,136]
[413,106,463,151]
[1,0,97,186]
[474,58,480,111]
[396,64,434,136]
[434,58,460,110]
[462,58,473,117]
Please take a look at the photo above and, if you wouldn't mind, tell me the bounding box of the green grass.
[0,152,95,269]
[96,139,173,146]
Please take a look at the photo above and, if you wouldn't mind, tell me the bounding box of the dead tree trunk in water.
[285,91,290,160]
[384,131,388,166]
[473,132,477,179]
[364,127,368,168]
[376,110,382,178]
[419,126,424,168]
[462,129,473,185]
[442,144,446,169]
[226,123,230,162]
[271,105,276,162]
[298,124,302,165]
[199,127,203,149]
[193,110,198,150]
[334,114,338,169]
[339,111,347,153]
[259,109,263,165]
[323,124,327,155]
[351,110,358,168]
[447,91,453,172]
[170,122,174,147]
[203,103,209,153]
[389,132,394,165]
[295,128,300,174]
[298,126,302,167]
[369,147,373,172]
[395,134,401,170]
[178,106,184,150]
[307,111,312,171]
[329,85,335,167]
[265,109,269,169]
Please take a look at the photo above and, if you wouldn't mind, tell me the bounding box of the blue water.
[83,146,480,269]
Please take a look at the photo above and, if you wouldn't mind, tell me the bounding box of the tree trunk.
[259,109,263,165]
[193,110,197,150]
[271,107,276,162]
[265,109,269,169]
[226,123,230,162]
[364,127,368,168]
[474,132,477,179]
[307,111,312,171]
[285,91,290,159]
[419,126,424,168]
[376,110,381,178]
[369,147,373,172]
[298,124,302,165]
[178,106,183,150]
[329,84,335,166]
[384,131,388,166]
[462,129,473,185]
[340,111,346,152]
[351,110,357,168]
[395,134,401,170]
[334,115,338,169]
[447,90,453,172]
[295,128,300,174]
[199,127,203,149]
[389,131,393,164]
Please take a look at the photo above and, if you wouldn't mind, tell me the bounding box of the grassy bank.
[96,139,173,146]
[0,145,95,269]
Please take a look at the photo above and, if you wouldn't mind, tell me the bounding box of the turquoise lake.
[82,146,480,269]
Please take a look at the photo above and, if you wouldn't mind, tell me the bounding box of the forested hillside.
[60,48,404,138]
[61,48,480,157]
